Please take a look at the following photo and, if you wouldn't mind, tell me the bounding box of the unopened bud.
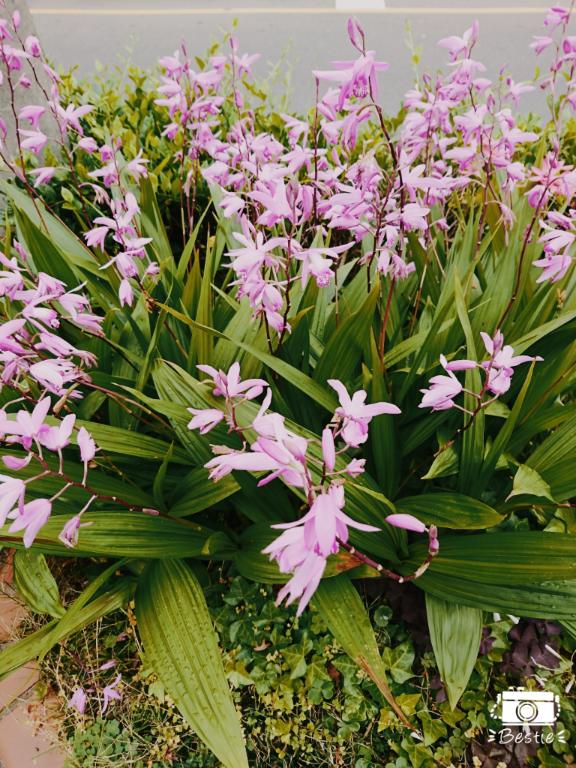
[286,178,300,210]
[347,17,366,54]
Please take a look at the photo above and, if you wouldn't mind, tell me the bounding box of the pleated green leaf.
[426,594,483,709]
[409,531,576,585]
[136,559,249,768]
[14,551,65,618]
[396,493,502,530]
[312,284,378,384]
[454,275,485,492]
[311,575,415,730]
[153,303,337,413]
[2,512,235,560]
[418,572,576,619]
[169,467,239,518]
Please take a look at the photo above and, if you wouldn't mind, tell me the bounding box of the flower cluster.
[188,364,438,614]
[0,11,154,309]
[535,209,576,282]
[0,6,94,190]
[419,331,542,413]
[0,1,574,623]
[148,11,576,349]
[0,396,97,547]
[84,186,157,308]
[0,240,101,397]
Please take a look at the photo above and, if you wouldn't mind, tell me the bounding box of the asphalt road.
[27,1,559,115]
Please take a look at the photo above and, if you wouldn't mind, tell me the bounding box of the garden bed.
[0,4,575,767]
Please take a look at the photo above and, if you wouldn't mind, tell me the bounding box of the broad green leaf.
[153,305,337,412]
[152,443,174,512]
[507,464,555,502]
[512,310,576,354]
[475,361,536,494]
[408,531,576,585]
[396,493,502,530]
[369,339,399,496]
[311,575,416,731]
[234,526,288,584]
[2,180,111,283]
[561,619,576,641]
[192,227,217,366]
[0,447,156,510]
[15,206,79,291]
[454,274,484,492]
[14,551,65,618]
[527,412,576,477]
[148,369,213,464]
[136,559,249,768]
[426,594,483,709]
[169,467,239,517]
[421,444,459,480]
[140,175,174,272]
[76,421,191,464]
[176,203,212,281]
[312,285,378,384]
[2,512,235,560]
[418,572,576,619]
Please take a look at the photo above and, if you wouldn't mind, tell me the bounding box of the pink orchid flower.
[272,484,379,558]
[68,688,87,714]
[8,498,52,548]
[0,397,52,450]
[328,379,401,447]
[197,361,267,401]
[0,475,25,526]
[419,355,466,411]
[187,407,225,435]
[77,427,97,483]
[100,674,122,714]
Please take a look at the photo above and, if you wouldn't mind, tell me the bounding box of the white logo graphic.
[487,687,566,745]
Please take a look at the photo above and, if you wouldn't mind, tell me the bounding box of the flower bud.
[347,17,365,53]
[385,513,427,534]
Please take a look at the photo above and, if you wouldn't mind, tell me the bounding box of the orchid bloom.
[67,688,87,715]
[419,355,473,412]
[77,427,97,484]
[0,475,25,526]
[8,498,52,548]
[0,397,52,450]
[100,674,122,714]
[188,363,429,614]
[328,379,401,447]
[197,361,267,401]
[480,331,542,396]
[272,483,379,558]
[420,333,542,412]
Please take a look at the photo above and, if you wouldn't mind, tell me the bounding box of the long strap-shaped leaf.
[425,594,483,709]
[1,511,234,560]
[311,575,416,732]
[136,560,249,768]
[14,550,65,618]
[0,577,135,679]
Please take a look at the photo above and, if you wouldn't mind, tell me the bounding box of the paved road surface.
[27,1,559,114]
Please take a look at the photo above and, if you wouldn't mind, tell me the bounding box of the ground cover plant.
[1,3,576,766]
[34,574,574,767]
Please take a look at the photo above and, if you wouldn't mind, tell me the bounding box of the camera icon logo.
[490,687,560,726]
